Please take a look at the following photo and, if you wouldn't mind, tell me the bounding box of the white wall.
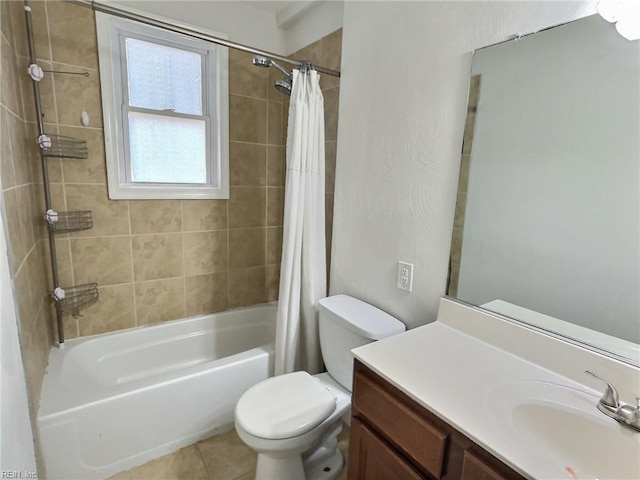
[106,1,344,63]
[282,0,344,55]
[458,14,639,342]
[331,1,596,329]
[0,198,37,474]
[110,0,287,53]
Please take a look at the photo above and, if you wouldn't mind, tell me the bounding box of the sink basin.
[489,380,640,479]
[512,402,640,479]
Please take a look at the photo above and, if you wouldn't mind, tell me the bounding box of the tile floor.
[108,424,350,480]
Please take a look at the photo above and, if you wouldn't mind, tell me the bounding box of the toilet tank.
[318,295,405,391]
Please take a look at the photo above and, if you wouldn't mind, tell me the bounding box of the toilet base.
[254,422,344,480]
[256,452,305,479]
[255,450,343,480]
[305,449,343,480]
[303,421,343,480]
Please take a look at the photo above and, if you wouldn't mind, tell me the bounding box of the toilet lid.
[235,371,337,440]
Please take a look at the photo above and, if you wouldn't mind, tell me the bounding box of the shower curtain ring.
[300,60,314,74]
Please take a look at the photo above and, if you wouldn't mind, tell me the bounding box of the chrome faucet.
[585,370,640,433]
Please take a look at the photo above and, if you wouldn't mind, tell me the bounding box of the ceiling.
[242,1,327,30]
[243,1,298,15]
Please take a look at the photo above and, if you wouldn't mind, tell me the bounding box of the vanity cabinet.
[348,361,526,480]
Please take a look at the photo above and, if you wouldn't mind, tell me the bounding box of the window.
[96,13,229,199]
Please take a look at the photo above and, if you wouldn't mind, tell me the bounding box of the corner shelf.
[38,133,88,159]
[54,284,99,319]
[45,209,93,234]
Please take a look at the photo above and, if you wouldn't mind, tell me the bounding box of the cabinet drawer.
[353,370,448,478]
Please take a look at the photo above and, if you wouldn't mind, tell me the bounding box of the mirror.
[449,14,640,365]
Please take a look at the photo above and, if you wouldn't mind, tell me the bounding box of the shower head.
[252,55,291,77]
[275,77,292,95]
[251,55,293,96]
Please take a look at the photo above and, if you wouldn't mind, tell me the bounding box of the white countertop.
[351,299,640,480]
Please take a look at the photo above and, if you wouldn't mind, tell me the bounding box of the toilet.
[235,294,405,480]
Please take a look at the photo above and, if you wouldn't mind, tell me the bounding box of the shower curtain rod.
[70,0,341,78]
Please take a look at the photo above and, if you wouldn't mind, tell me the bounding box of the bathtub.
[38,303,276,480]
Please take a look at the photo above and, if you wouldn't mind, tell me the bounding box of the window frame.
[96,12,229,200]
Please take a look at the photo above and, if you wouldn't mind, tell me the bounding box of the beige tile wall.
[8,1,342,341]
[27,0,289,339]
[0,1,54,475]
[448,74,481,296]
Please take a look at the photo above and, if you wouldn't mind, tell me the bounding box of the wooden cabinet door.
[461,451,510,480]
[348,418,425,480]
[349,362,527,480]
[353,369,447,478]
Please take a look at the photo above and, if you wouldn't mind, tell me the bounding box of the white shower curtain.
[275,68,326,375]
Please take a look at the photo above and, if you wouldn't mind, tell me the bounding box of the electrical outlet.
[397,261,414,292]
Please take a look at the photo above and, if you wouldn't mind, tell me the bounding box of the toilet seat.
[235,371,337,440]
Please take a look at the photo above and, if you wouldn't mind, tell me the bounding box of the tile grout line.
[45,59,98,73]
[0,100,26,124]
[69,261,274,290]
[264,74,270,297]
[0,26,11,48]
[60,228,244,240]
[264,127,269,299]
[39,230,282,242]
[55,182,282,188]
[40,122,103,132]
[194,442,212,480]
[126,201,138,327]
[43,1,54,74]
[229,139,275,147]
[58,119,76,341]
[26,277,48,353]
[226,195,230,309]
[2,107,19,195]
[12,239,38,287]
[10,30,29,130]
[14,51,100,72]
[180,200,187,317]
[3,103,29,129]
[31,288,49,351]
[230,91,276,103]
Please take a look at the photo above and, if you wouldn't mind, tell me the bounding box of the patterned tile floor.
[108,424,350,480]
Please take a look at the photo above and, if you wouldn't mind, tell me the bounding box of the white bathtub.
[38,303,276,480]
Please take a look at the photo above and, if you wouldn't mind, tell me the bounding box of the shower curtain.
[275,68,326,375]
